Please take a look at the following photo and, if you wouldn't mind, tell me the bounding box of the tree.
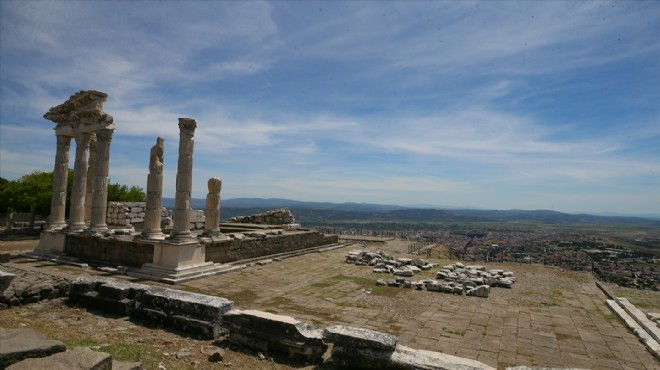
[1,170,144,224]
[1,171,54,216]
[107,181,146,202]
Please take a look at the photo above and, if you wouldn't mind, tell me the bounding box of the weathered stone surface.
[112,360,143,370]
[324,325,397,351]
[331,343,495,370]
[0,270,16,292]
[70,276,233,339]
[222,309,327,362]
[0,328,66,369]
[6,347,112,370]
[0,266,70,308]
[466,285,490,298]
[227,208,295,225]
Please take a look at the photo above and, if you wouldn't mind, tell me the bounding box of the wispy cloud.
[1,0,658,214]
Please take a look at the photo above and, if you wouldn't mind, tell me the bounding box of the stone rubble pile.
[0,266,70,308]
[345,250,437,273]
[346,251,516,299]
[227,208,295,225]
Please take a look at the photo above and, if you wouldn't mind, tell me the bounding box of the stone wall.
[61,231,336,268]
[205,231,339,263]
[227,208,295,225]
[69,276,233,339]
[106,202,146,226]
[64,235,154,268]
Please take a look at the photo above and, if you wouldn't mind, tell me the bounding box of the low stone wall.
[69,276,233,339]
[67,276,494,369]
[65,235,154,268]
[62,231,336,268]
[0,265,70,308]
[227,208,295,225]
[205,231,339,263]
[222,309,327,362]
[107,202,146,226]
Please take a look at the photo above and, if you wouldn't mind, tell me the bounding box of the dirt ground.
[1,238,659,370]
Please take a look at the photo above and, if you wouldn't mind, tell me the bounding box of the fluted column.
[84,135,97,225]
[203,177,222,237]
[68,130,92,231]
[90,128,113,232]
[49,134,72,230]
[142,137,165,239]
[171,118,196,241]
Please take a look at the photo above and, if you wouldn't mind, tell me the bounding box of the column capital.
[178,118,197,136]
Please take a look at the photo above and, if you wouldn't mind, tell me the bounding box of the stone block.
[466,285,490,298]
[0,270,16,292]
[6,347,112,370]
[331,343,496,370]
[323,325,397,351]
[223,309,327,362]
[0,328,66,369]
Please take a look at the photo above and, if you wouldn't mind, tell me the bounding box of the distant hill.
[161,197,660,226]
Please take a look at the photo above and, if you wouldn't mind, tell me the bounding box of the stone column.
[171,118,196,241]
[49,134,72,230]
[203,177,222,237]
[90,127,114,232]
[84,135,97,226]
[68,130,92,231]
[142,137,165,239]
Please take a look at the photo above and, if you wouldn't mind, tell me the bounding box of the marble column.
[171,118,196,241]
[142,137,165,239]
[49,134,72,230]
[203,177,222,237]
[90,128,113,232]
[84,135,97,226]
[68,130,92,231]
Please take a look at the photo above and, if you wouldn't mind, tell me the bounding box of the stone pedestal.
[36,230,67,254]
[134,239,220,284]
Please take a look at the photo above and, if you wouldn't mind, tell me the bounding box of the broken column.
[142,137,165,239]
[203,177,222,238]
[89,121,114,232]
[171,118,196,242]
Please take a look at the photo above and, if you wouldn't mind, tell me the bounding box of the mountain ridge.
[161,197,660,225]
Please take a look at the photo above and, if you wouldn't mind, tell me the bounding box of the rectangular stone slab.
[0,328,66,369]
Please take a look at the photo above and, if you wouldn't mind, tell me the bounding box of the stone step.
[606,299,660,360]
[0,328,66,369]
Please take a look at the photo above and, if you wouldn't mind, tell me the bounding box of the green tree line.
[0,170,145,219]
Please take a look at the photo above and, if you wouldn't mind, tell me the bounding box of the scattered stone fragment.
[208,348,225,362]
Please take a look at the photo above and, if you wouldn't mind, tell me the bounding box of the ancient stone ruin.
[28,90,338,284]
[227,208,295,225]
[346,250,516,298]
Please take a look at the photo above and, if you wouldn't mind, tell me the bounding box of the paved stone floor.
[178,240,658,370]
[3,239,658,369]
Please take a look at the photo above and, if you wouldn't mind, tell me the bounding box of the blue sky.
[1,1,659,215]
